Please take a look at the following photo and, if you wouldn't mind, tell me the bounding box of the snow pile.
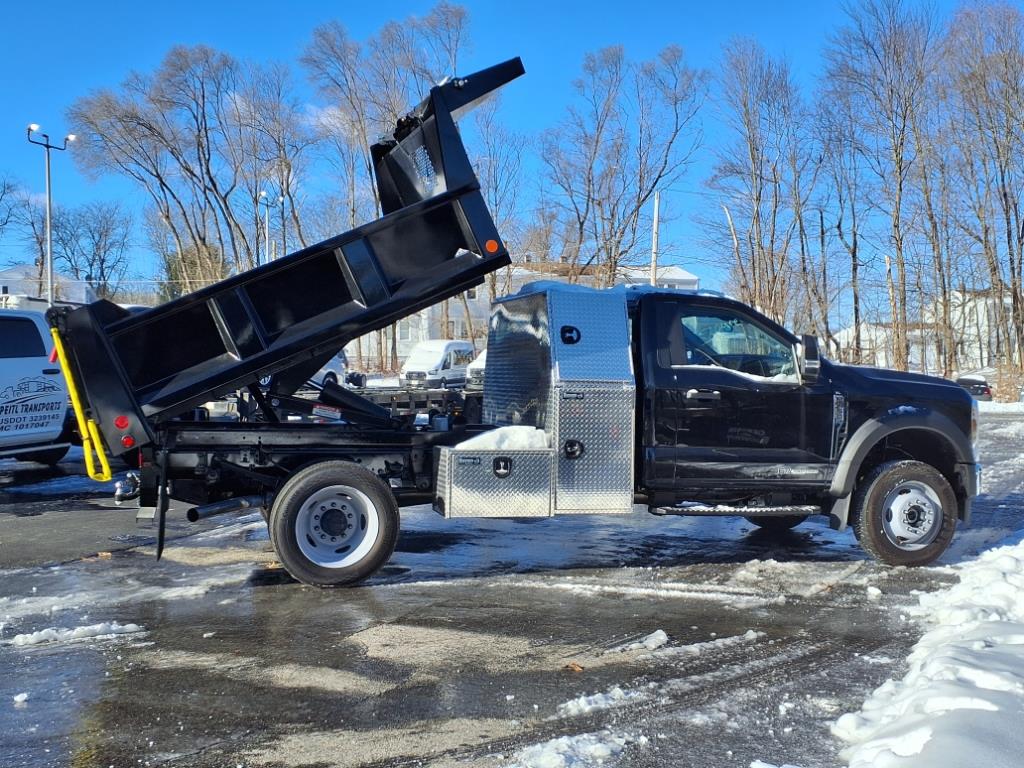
[557,685,646,717]
[9,621,143,647]
[454,426,549,451]
[833,534,1024,767]
[511,730,647,768]
[607,629,669,653]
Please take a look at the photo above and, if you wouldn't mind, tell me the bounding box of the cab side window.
[0,318,45,358]
[677,306,796,379]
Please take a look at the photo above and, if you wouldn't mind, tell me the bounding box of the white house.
[834,289,1015,375]
[0,264,88,305]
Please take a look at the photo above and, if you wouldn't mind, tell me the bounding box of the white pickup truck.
[0,309,73,465]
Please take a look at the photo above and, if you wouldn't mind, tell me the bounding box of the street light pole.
[26,125,75,305]
[257,190,285,265]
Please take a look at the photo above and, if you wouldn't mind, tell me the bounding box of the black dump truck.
[48,58,979,586]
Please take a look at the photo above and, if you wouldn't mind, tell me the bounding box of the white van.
[399,340,475,389]
[465,348,487,390]
[0,310,73,464]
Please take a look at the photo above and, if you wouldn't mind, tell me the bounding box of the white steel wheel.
[295,485,380,568]
[270,461,399,587]
[879,480,942,550]
[851,459,957,567]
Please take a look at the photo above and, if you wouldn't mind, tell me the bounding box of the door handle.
[42,368,61,375]
[685,388,721,402]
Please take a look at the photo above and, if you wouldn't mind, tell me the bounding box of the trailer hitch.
[113,472,140,505]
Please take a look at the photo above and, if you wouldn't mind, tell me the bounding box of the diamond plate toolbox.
[553,382,635,514]
[433,446,554,518]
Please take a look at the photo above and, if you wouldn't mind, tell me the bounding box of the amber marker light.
[485,239,499,253]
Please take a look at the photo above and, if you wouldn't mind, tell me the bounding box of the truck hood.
[826,361,972,414]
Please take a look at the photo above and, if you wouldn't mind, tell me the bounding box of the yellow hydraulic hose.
[49,327,112,482]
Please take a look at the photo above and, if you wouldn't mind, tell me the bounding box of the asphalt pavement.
[0,417,1021,768]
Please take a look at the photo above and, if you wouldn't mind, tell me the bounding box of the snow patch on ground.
[556,685,648,717]
[978,401,1024,413]
[510,729,647,768]
[9,621,143,647]
[510,577,786,609]
[643,630,765,660]
[607,629,669,653]
[0,564,253,624]
[454,426,549,451]
[833,531,1024,767]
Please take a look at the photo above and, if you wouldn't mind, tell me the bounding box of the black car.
[956,376,993,401]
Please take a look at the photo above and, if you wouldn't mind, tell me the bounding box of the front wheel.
[269,461,399,586]
[322,372,338,388]
[850,460,957,567]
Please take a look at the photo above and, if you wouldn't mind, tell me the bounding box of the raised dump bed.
[49,58,524,458]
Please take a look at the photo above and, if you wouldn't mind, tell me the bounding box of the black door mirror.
[800,334,820,385]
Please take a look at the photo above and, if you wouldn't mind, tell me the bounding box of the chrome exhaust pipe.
[186,494,264,523]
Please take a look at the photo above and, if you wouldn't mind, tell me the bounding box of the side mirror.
[799,334,820,385]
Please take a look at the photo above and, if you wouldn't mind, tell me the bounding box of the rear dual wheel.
[269,461,399,587]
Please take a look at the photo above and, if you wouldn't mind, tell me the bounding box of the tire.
[850,460,957,567]
[269,461,399,587]
[440,378,448,389]
[744,515,807,531]
[323,372,338,388]
[21,446,69,466]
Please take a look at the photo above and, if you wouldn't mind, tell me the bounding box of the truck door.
[640,296,835,494]
[0,315,66,448]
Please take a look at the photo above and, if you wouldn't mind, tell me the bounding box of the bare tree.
[51,201,132,299]
[303,3,472,368]
[711,39,813,324]
[825,0,939,371]
[542,45,706,286]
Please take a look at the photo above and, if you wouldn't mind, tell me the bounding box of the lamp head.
[66,134,77,143]
[28,123,40,132]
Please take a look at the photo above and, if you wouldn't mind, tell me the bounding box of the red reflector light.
[121,435,136,449]
[49,347,58,364]
[114,415,130,430]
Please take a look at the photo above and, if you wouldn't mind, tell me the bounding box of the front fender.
[827,408,976,530]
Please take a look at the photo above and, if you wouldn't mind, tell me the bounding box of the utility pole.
[649,190,661,286]
[26,125,76,305]
[258,191,284,265]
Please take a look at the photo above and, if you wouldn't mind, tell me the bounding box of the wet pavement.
[1,416,1022,768]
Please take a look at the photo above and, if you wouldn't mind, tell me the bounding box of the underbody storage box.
[434,446,553,518]
[437,283,636,518]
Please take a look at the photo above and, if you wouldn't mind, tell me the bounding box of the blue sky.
[0,0,958,289]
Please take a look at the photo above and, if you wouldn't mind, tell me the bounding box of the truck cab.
[629,288,978,566]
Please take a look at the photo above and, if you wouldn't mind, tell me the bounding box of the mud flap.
[155,450,169,560]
